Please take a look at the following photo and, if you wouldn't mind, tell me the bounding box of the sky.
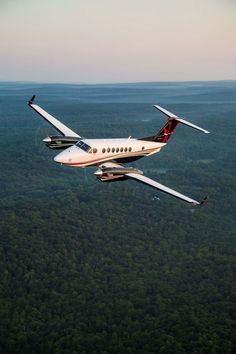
[0,0,235,83]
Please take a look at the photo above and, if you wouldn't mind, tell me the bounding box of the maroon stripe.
[61,149,156,166]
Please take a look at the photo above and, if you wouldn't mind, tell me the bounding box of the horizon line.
[0,79,236,86]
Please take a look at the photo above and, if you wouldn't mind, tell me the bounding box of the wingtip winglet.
[28,95,36,105]
[200,196,208,205]
[191,196,208,207]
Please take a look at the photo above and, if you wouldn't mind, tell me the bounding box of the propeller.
[34,124,53,153]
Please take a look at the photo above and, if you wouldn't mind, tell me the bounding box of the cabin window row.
[92,147,133,154]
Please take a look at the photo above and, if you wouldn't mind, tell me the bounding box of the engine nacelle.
[94,166,143,182]
[43,136,79,149]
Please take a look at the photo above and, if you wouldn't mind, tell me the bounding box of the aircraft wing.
[28,95,80,138]
[126,172,203,205]
[96,162,205,205]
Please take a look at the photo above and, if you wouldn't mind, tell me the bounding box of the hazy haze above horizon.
[0,0,235,83]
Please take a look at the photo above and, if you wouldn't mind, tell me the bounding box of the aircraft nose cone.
[54,154,62,163]
[54,148,76,165]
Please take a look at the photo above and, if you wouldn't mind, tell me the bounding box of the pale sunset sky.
[0,0,235,83]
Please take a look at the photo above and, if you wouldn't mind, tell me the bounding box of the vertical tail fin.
[153,117,179,143]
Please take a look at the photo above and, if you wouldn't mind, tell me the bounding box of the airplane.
[28,95,209,205]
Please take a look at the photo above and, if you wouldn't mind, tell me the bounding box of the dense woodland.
[0,81,235,353]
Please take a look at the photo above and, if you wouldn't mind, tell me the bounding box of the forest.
[0,81,235,353]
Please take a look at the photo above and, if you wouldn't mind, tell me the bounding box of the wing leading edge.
[28,95,80,138]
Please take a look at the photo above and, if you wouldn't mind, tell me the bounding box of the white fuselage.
[54,138,166,167]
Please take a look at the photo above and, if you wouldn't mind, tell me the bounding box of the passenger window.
[112,147,115,153]
[129,147,132,152]
[142,146,145,150]
[120,147,123,152]
[116,147,119,152]
[93,148,97,153]
[124,147,128,152]
[107,147,110,153]
[102,148,106,153]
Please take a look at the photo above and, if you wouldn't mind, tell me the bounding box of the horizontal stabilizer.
[172,117,209,134]
[153,105,179,119]
[154,105,210,134]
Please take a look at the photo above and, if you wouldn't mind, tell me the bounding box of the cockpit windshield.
[76,140,91,153]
